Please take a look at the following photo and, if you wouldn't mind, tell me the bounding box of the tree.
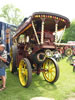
[62,20,75,43]
[0,4,24,25]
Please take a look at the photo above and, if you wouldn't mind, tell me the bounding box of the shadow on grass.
[32,73,57,90]
[0,69,58,100]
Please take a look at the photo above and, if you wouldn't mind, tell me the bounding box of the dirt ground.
[30,97,54,100]
[66,97,75,100]
[66,93,75,100]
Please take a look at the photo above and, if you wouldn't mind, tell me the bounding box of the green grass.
[0,58,75,100]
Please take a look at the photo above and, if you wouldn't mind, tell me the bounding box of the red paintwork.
[13,12,70,73]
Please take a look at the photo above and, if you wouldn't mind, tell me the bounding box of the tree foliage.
[62,20,75,43]
[0,4,24,25]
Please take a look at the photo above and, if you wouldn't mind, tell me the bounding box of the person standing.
[0,44,7,91]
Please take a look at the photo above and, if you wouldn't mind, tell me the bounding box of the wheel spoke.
[23,69,28,76]
[50,72,52,81]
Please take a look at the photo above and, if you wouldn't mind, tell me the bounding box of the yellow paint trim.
[13,24,32,39]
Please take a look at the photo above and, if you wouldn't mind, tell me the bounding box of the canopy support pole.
[58,25,66,43]
[41,18,45,44]
[32,21,40,45]
[55,20,59,43]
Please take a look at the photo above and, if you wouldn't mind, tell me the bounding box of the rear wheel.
[42,58,59,83]
[10,45,17,73]
[19,58,32,87]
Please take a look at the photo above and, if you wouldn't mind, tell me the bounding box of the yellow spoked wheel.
[19,58,32,87]
[9,45,17,73]
[43,58,59,83]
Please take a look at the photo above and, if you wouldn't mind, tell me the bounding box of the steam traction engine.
[10,12,70,87]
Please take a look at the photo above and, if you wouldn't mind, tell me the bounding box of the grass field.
[0,58,75,100]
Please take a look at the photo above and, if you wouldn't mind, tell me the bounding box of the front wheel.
[42,58,59,83]
[19,58,32,87]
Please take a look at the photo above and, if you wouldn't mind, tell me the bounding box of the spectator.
[0,44,7,91]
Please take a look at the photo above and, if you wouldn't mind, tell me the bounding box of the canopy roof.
[14,12,70,39]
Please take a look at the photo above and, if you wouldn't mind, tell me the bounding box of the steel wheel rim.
[43,59,56,82]
[19,60,28,86]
